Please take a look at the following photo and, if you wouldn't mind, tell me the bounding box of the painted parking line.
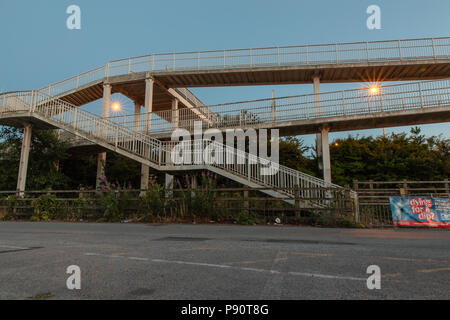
[280,251,331,257]
[418,267,450,273]
[84,252,368,282]
[223,258,288,265]
[0,245,29,250]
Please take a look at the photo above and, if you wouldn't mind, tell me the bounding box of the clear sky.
[1,0,449,147]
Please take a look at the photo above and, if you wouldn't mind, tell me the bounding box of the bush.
[31,194,57,221]
[142,183,165,221]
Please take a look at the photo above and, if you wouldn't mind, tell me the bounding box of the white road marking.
[152,259,232,269]
[84,252,367,281]
[0,245,29,250]
[129,257,149,261]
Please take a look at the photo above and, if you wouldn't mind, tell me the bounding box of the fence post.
[353,180,358,192]
[353,192,360,224]
[445,179,449,198]
[400,180,408,197]
[243,186,249,215]
[344,184,350,212]
[294,185,301,218]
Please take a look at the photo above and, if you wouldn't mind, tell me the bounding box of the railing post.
[335,43,339,63]
[306,46,309,65]
[366,41,369,62]
[277,47,280,66]
[398,40,402,60]
[158,142,162,166]
[418,82,424,108]
[114,124,119,148]
[431,38,437,59]
[197,52,200,70]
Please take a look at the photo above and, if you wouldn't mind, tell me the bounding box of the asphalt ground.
[0,222,449,300]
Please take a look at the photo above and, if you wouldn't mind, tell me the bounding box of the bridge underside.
[155,59,450,87]
[54,60,450,109]
[58,78,190,111]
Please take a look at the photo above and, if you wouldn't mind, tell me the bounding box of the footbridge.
[1,36,449,204]
[0,90,343,207]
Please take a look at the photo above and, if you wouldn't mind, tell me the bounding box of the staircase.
[0,90,347,207]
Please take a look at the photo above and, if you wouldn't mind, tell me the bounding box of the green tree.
[0,127,70,190]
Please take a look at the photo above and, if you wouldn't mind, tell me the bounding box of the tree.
[0,127,70,190]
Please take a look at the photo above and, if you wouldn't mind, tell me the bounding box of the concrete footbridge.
[1,36,449,203]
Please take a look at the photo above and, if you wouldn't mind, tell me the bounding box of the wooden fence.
[0,186,356,226]
[353,180,450,227]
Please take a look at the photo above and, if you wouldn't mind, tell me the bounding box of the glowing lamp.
[112,102,121,112]
[369,86,379,95]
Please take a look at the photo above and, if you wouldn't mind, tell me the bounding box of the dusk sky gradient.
[1,0,449,147]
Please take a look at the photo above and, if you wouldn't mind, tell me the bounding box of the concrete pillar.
[96,83,111,189]
[172,98,179,129]
[16,124,32,195]
[140,78,154,194]
[321,126,332,184]
[165,173,174,198]
[134,102,141,133]
[271,90,277,122]
[313,76,323,170]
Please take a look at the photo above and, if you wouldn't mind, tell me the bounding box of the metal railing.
[91,79,450,136]
[20,37,449,101]
[0,91,348,207]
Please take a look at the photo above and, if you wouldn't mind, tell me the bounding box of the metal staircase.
[0,90,345,207]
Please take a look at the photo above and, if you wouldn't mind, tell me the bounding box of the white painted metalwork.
[0,91,346,207]
[95,79,450,135]
[18,37,449,101]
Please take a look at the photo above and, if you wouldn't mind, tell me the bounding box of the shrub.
[31,194,57,221]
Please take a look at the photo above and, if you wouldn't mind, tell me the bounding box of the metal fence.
[95,79,450,136]
[0,90,348,209]
[25,37,450,100]
[354,180,450,227]
[0,186,356,225]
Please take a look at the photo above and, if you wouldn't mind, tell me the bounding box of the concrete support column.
[321,126,332,184]
[140,78,154,194]
[96,83,111,189]
[172,98,179,129]
[165,173,174,198]
[271,90,277,123]
[134,102,141,133]
[313,76,323,170]
[16,124,32,195]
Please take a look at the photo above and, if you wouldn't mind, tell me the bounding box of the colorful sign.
[389,197,450,227]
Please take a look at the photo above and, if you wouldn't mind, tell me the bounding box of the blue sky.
[1,0,449,147]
